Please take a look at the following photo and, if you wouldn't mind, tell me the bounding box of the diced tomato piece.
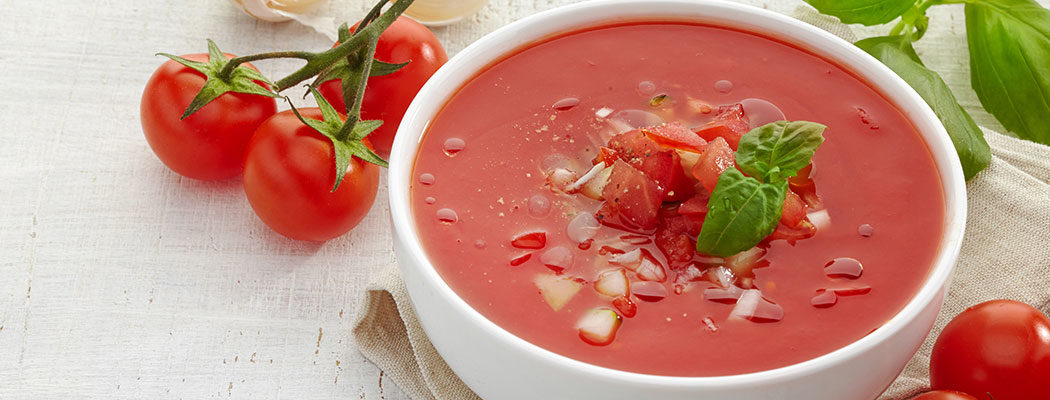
[653,208,701,270]
[598,160,662,230]
[678,191,710,218]
[664,156,695,202]
[612,296,637,318]
[591,146,619,167]
[607,130,684,199]
[693,104,750,149]
[640,122,707,153]
[767,220,817,245]
[788,164,815,191]
[781,190,808,228]
[716,103,745,120]
[692,136,735,193]
[655,230,695,270]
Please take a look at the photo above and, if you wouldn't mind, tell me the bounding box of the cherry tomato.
[319,16,447,158]
[141,54,276,180]
[930,299,1050,400]
[242,109,379,241]
[911,390,978,400]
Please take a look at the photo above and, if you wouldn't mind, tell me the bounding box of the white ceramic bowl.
[389,1,967,399]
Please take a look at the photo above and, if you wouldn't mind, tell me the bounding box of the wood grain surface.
[0,0,1039,398]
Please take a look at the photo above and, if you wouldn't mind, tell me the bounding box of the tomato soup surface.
[411,23,944,376]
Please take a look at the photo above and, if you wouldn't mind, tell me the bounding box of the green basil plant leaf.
[736,121,827,183]
[966,0,1050,143]
[697,169,787,257]
[856,35,991,180]
[805,0,916,26]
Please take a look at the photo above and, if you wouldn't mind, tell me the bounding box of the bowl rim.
[388,0,967,387]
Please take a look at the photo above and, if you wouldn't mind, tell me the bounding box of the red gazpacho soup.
[411,22,944,376]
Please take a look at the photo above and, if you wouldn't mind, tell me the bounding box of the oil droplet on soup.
[528,195,552,218]
[436,208,458,224]
[552,97,580,111]
[443,138,466,156]
[714,79,733,93]
[419,173,436,186]
[824,258,863,279]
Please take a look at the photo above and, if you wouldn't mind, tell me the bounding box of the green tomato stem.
[273,0,414,92]
[216,51,315,81]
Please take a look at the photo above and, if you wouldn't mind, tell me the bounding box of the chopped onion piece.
[631,281,668,302]
[577,308,622,346]
[678,149,702,172]
[808,209,831,231]
[534,274,582,311]
[579,166,613,200]
[703,285,744,304]
[594,269,629,297]
[726,247,767,276]
[673,264,705,286]
[636,255,667,282]
[608,249,643,270]
[707,266,735,288]
[546,168,577,193]
[729,290,784,323]
[694,255,726,265]
[567,213,600,244]
[540,246,574,272]
[565,163,606,192]
[595,107,614,118]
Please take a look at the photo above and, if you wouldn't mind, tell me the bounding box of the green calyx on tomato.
[310,22,410,115]
[157,39,279,119]
[288,88,387,190]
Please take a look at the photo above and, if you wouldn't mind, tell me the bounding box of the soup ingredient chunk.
[534,274,583,311]
[930,299,1050,400]
[577,308,623,346]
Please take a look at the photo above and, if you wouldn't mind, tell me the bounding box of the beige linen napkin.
[352,10,1050,398]
[353,130,1050,400]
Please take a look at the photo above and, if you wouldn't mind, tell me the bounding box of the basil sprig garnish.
[697,121,826,257]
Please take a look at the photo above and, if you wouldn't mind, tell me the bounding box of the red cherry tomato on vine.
[141,53,276,180]
[930,299,1050,400]
[243,109,379,241]
[911,390,978,400]
[319,16,447,158]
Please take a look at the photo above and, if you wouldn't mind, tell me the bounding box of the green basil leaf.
[697,169,787,257]
[965,0,1050,143]
[736,121,827,183]
[804,0,916,25]
[856,35,991,180]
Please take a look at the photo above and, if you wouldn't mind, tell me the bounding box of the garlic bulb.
[229,0,326,22]
[399,0,489,26]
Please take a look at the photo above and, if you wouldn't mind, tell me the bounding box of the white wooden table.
[0,0,1028,398]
